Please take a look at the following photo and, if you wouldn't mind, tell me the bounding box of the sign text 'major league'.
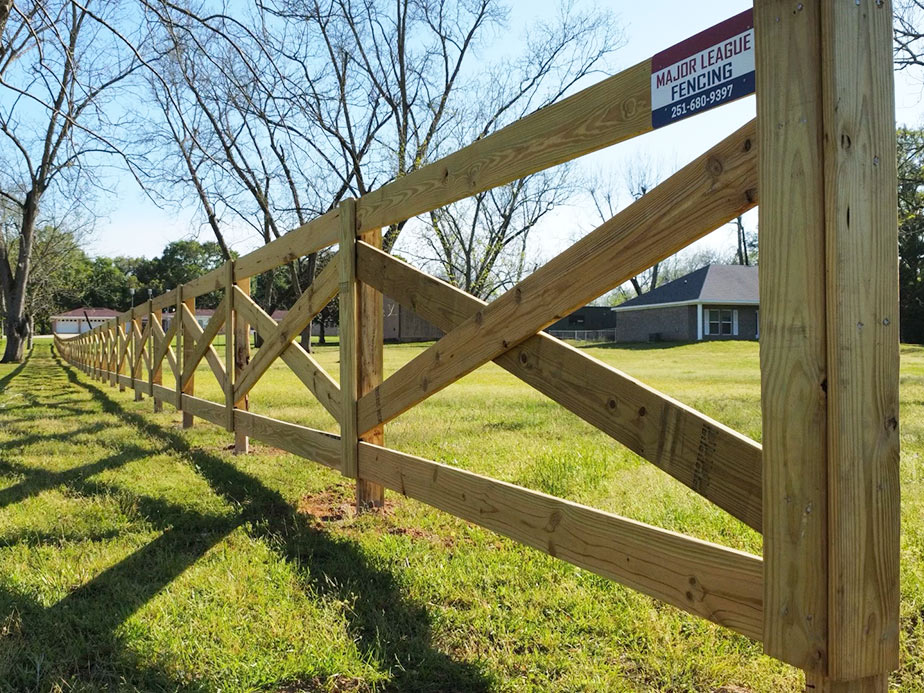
[649,8,755,129]
[654,32,752,101]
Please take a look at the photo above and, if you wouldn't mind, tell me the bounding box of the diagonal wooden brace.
[232,258,339,404]
[357,120,758,438]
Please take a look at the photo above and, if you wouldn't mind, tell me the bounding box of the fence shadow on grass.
[0,527,231,693]
[0,349,31,393]
[48,348,492,692]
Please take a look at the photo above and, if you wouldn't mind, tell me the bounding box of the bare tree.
[587,157,664,298]
[415,168,572,298]
[732,215,755,266]
[141,0,621,258]
[895,1,924,70]
[0,1,143,362]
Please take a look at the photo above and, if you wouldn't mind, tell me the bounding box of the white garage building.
[51,307,119,335]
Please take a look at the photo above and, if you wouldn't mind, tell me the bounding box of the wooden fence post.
[757,1,899,688]
[117,316,126,392]
[339,200,386,509]
[107,322,115,387]
[176,288,184,417]
[224,261,235,433]
[820,0,899,683]
[339,199,359,488]
[234,273,251,454]
[756,1,828,678]
[133,308,144,401]
[150,299,162,412]
[130,308,140,400]
[357,226,385,509]
[182,291,195,428]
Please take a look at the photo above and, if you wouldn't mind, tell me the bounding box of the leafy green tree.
[80,257,138,313]
[124,240,229,309]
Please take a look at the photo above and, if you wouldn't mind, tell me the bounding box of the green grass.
[0,340,922,691]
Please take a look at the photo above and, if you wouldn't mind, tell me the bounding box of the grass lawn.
[0,339,922,691]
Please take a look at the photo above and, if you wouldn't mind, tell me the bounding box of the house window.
[705,309,738,336]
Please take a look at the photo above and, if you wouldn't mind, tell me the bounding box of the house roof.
[613,264,758,310]
[51,307,119,319]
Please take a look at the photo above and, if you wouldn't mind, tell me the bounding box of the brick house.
[611,265,759,343]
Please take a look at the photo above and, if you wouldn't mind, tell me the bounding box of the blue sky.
[93,0,924,262]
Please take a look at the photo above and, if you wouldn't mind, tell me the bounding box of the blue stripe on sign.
[652,71,755,129]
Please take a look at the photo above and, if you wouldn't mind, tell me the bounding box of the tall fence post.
[357,225,385,509]
[224,260,235,433]
[182,290,196,428]
[757,1,898,689]
[176,287,184,416]
[150,299,162,412]
[339,199,360,491]
[819,1,899,684]
[117,315,126,392]
[132,308,143,401]
[107,321,115,387]
[234,274,251,454]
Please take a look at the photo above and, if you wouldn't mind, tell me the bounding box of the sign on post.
[651,9,754,129]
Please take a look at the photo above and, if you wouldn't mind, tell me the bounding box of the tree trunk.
[1,195,37,363]
[299,323,312,350]
[2,313,28,362]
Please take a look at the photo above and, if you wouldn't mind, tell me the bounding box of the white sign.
[651,10,755,129]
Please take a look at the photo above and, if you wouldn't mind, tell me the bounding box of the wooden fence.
[56,3,900,689]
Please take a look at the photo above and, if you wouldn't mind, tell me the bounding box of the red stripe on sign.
[651,8,753,72]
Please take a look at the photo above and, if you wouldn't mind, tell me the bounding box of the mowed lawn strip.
[0,339,920,691]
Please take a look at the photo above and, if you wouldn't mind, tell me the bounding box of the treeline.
[29,238,335,335]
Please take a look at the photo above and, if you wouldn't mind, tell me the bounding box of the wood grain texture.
[233,209,339,280]
[181,393,224,427]
[151,288,178,313]
[356,61,651,233]
[234,276,252,454]
[181,294,227,385]
[131,314,144,401]
[151,318,178,379]
[232,287,341,423]
[358,121,758,435]
[149,301,163,412]
[181,294,195,428]
[357,243,763,531]
[339,199,359,479]
[182,265,225,300]
[357,441,763,640]
[235,410,340,470]
[232,259,339,402]
[181,304,227,390]
[152,383,181,409]
[225,262,235,432]
[357,228,385,508]
[755,0,829,673]
[821,0,900,680]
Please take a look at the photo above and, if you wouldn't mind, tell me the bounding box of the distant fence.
[56,4,901,688]
[546,329,616,343]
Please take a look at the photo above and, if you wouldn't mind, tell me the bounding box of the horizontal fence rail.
[54,6,901,687]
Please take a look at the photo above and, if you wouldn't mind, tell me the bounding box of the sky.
[91,0,924,263]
